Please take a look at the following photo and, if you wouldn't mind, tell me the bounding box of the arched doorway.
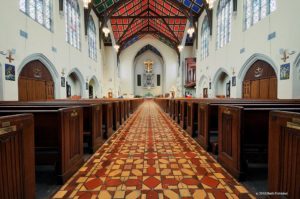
[66,72,82,99]
[88,79,96,99]
[243,60,277,99]
[214,71,230,98]
[18,60,54,101]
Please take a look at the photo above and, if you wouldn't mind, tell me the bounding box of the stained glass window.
[19,0,52,30]
[201,16,209,60]
[88,16,97,61]
[244,0,276,30]
[217,0,232,49]
[65,0,81,49]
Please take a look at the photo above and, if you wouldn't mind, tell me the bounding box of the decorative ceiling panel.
[93,0,206,52]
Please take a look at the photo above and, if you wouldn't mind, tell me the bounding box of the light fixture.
[187,26,195,38]
[102,26,110,37]
[178,45,184,52]
[114,45,120,52]
[83,0,91,9]
[206,0,215,9]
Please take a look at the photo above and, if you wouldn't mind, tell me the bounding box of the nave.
[53,100,253,199]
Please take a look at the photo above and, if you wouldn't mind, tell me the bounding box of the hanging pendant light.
[187,25,195,38]
[114,45,120,52]
[178,45,184,52]
[83,0,91,9]
[206,0,215,9]
[102,25,110,37]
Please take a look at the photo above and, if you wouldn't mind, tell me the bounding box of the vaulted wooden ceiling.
[91,0,208,53]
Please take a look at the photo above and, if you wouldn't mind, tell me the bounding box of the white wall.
[119,35,178,97]
[101,46,118,98]
[0,0,103,100]
[196,0,300,99]
[134,51,163,97]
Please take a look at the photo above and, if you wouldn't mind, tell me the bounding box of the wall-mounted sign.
[232,76,236,87]
[61,77,65,87]
[280,63,290,80]
[5,64,15,81]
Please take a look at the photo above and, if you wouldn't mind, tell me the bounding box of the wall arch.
[88,75,100,98]
[119,36,179,96]
[67,68,85,97]
[212,68,230,98]
[237,53,278,98]
[133,50,165,97]
[18,53,60,98]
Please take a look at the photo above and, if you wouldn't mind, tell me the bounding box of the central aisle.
[53,101,254,199]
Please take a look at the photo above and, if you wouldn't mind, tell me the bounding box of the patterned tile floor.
[53,101,254,199]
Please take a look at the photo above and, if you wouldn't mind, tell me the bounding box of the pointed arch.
[237,53,278,98]
[18,53,60,98]
[67,68,85,97]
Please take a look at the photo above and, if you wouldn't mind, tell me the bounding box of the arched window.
[201,16,210,60]
[64,0,81,49]
[245,0,276,30]
[19,0,52,30]
[217,0,233,49]
[88,16,97,60]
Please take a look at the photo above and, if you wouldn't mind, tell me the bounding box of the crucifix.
[6,51,14,63]
[144,60,153,73]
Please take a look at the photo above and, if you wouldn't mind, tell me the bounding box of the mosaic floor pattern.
[53,101,254,199]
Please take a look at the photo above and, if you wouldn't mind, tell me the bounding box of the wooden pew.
[174,99,181,124]
[185,99,300,151]
[0,103,104,153]
[180,100,188,129]
[0,107,84,184]
[268,111,300,199]
[218,104,300,180]
[0,114,35,199]
[186,100,198,137]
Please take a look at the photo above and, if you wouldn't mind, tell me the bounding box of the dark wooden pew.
[218,104,300,180]
[180,100,188,129]
[0,107,84,184]
[268,111,300,199]
[184,99,300,151]
[0,103,104,153]
[174,99,181,124]
[0,114,35,199]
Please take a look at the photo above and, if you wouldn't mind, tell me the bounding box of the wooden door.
[269,77,277,99]
[243,60,277,99]
[18,78,28,101]
[26,79,37,101]
[243,81,251,98]
[46,81,54,99]
[18,60,54,101]
[35,80,46,100]
[250,80,260,99]
[259,79,269,99]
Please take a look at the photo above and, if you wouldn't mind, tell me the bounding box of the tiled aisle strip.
[53,101,254,199]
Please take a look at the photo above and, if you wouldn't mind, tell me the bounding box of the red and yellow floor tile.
[53,101,254,199]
